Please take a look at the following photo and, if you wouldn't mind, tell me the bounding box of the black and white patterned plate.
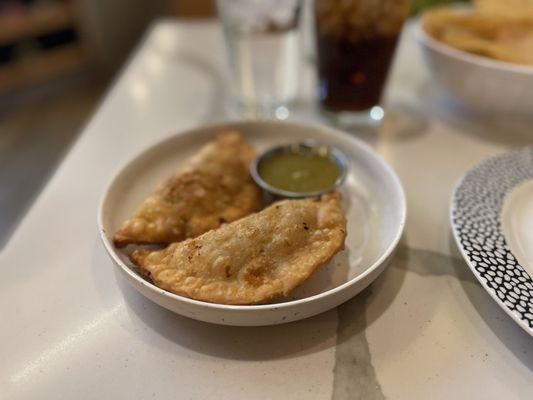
[451,147,533,336]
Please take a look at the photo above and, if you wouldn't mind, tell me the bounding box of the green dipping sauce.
[259,152,341,193]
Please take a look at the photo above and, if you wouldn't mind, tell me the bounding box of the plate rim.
[97,120,407,313]
[450,148,533,337]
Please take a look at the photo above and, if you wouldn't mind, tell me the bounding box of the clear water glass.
[217,0,302,119]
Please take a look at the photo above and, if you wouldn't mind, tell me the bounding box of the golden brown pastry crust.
[131,193,346,305]
[113,131,262,247]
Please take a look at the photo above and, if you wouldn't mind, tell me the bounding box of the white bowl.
[414,11,533,115]
[98,121,406,326]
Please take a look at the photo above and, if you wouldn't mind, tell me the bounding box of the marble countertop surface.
[1,19,531,399]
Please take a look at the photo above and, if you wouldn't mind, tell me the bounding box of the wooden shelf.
[0,44,86,93]
[0,2,75,46]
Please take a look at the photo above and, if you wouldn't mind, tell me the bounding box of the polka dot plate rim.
[451,146,533,337]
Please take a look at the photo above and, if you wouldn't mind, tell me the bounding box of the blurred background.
[0,0,457,246]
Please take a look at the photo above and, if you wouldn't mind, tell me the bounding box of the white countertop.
[1,19,532,399]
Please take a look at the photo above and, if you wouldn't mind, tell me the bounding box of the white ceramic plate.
[98,121,406,326]
[451,147,533,336]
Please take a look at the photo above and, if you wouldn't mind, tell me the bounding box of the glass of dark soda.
[314,0,411,126]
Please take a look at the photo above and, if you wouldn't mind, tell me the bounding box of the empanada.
[114,131,262,247]
[131,193,346,305]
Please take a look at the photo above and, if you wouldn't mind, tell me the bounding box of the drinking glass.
[314,0,411,126]
[217,0,302,119]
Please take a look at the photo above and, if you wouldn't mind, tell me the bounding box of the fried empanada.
[113,131,262,247]
[131,193,346,305]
